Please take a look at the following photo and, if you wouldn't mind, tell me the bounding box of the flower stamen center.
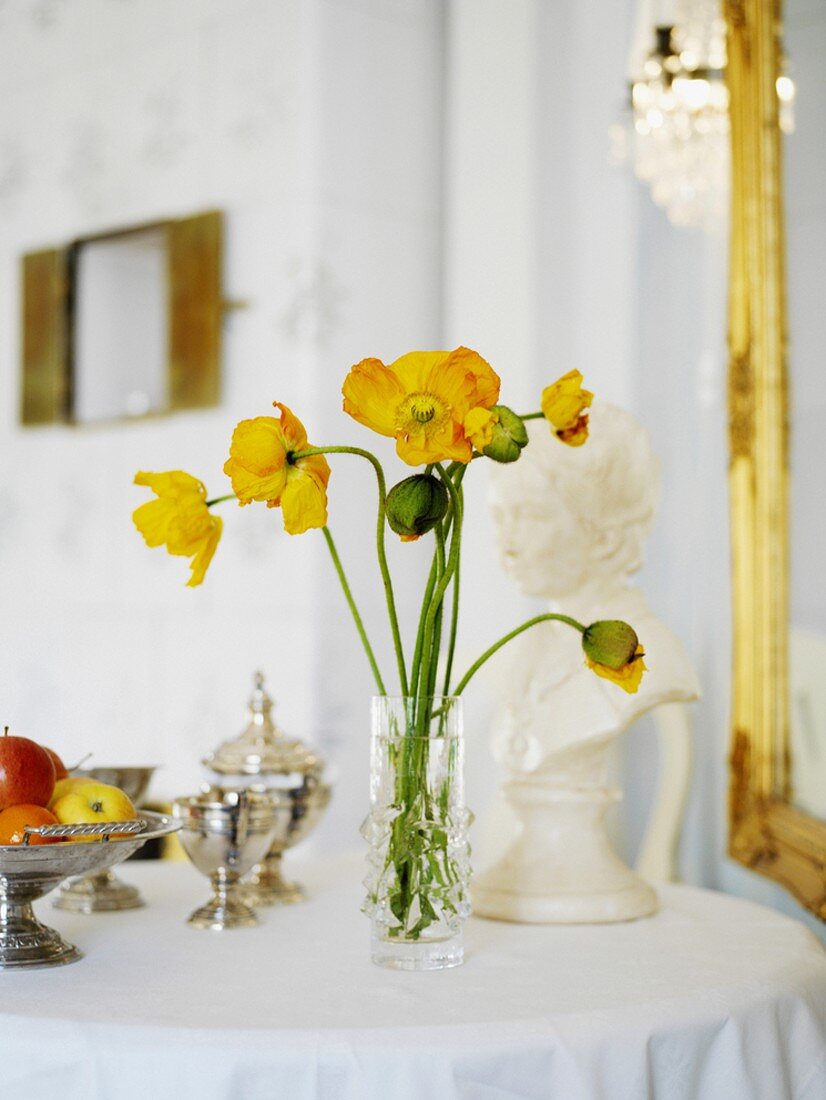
[395,392,450,437]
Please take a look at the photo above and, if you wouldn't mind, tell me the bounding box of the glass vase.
[361,696,472,970]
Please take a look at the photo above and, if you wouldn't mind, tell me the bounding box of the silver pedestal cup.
[173,788,281,930]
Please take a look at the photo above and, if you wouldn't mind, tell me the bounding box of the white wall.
[0,0,444,862]
[443,0,646,862]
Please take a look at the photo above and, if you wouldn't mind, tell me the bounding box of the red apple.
[0,731,56,810]
[42,747,69,781]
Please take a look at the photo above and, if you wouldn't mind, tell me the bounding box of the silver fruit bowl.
[53,765,159,914]
[0,810,179,970]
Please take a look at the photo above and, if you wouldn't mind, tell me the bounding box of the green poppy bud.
[386,474,449,541]
[482,405,529,464]
[581,620,639,670]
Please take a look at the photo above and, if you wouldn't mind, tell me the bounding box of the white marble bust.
[473,403,700,923]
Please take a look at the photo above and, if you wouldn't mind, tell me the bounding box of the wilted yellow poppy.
[132,471,222,587]
[541,369,593,447]
[586,644,647,694]
[342,347,500,465]
[223,403,330,535]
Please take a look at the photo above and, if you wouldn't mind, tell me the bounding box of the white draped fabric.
[3,857,825,1099]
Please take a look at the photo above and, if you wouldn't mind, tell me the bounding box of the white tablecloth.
[2,855,825,1100]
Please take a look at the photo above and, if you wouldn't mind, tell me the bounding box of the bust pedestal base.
[472,782,658,924]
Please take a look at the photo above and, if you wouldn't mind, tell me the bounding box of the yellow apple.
[48,776,95,810]
[51,782,137,841]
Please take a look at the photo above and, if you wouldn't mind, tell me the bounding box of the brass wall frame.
[726,0,826,919]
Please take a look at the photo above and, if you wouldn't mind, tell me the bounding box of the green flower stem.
[409,468,460,711]
[408,473,461,721]
[424,524,446,703]
[409,552,439,708]
[453,612,586,697]
[517,411,544,421]
[400,525,445,825]
[205,493,236,507]
[294,445,408,696]
[440,468,466,698]
[415,467,463,733]
[321,526,385,695]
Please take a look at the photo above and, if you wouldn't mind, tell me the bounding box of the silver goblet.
[54,765,158,913]
[173,788,281,930]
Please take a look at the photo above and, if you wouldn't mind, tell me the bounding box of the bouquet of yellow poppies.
[133,348,645,939]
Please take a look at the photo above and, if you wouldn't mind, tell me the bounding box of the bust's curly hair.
[489,402,660,580]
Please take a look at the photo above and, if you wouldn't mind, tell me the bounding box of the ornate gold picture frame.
[726,0,826,919]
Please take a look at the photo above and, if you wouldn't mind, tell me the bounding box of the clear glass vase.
[361,696,472,970]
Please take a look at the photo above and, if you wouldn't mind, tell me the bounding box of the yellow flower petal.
[133,470,222,586]
[273,402,309,452]
[396,423,471,466]
[541,369,593,447]
[132,497,177,549]
[447,346,500,410]
[390,351,450,395]
[586,645,647,694]
[463,407,497,452]
[342,359,405,437]
[223,417,289,504]
[298,452,332,491]
[280,462,330,534]
[188,515,223,587]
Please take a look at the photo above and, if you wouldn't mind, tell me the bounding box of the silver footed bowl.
[173,788,282,931]
[241,777,332,907]
[0,810,179,970]
[73,766,157,804]
[54,765,158,914]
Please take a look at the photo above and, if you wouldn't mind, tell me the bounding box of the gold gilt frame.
[726,0,826,919]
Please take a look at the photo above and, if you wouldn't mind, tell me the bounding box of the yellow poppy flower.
[586,645,647,694]
[342,347,500,466]
[541,369,593,447]
[223,403,330,535]
[132,471,222,587]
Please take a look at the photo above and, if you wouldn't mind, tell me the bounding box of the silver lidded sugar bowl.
[202,672,331,906]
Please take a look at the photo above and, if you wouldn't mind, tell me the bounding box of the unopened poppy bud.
[386,474,449,541]
[581,620,639,670]
[482,406,528,464]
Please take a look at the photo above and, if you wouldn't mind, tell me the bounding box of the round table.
[3,856,826,1099]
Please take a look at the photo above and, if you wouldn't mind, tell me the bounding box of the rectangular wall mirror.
[73,226,169,423]
[20,210,223,427]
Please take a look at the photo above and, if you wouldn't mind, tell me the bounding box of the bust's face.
[490,481,593,599]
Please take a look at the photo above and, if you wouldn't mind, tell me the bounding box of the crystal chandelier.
[617,0,794,230]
